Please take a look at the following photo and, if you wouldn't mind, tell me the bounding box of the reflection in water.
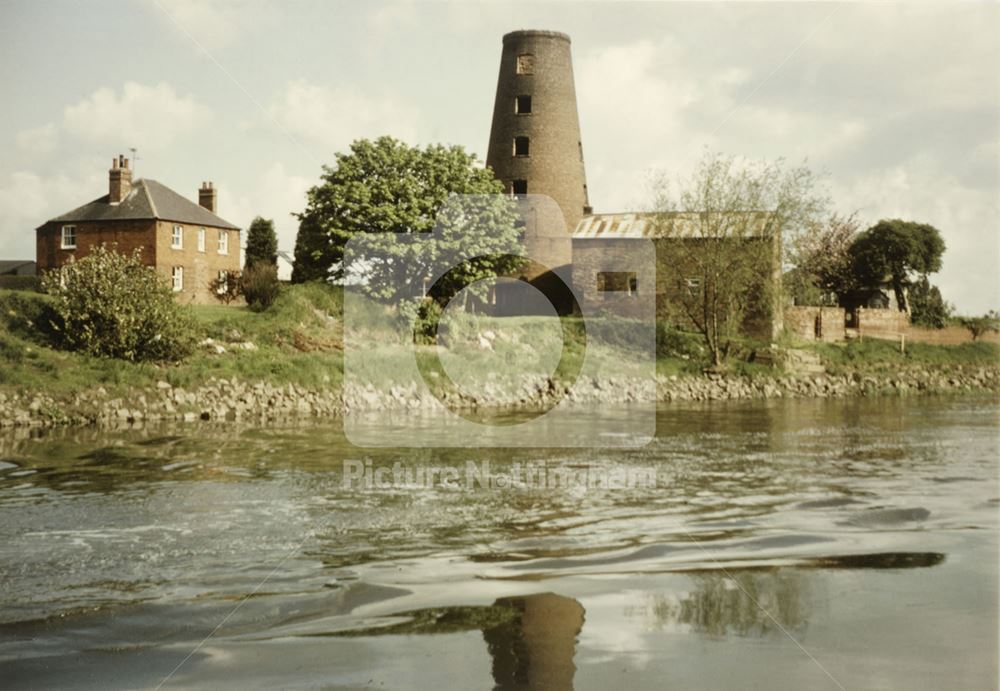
[637,571,809,639]
[484,593,585,691]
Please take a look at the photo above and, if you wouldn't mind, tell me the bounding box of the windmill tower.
[486,30,591,279]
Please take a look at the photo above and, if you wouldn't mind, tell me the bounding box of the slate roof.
[0,260,36,275]
[40,179,240,230]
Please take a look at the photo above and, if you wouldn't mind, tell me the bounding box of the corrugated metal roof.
[42,179,240,230]
[572,211,773,239]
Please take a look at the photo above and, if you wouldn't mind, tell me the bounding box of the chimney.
[109,154,133,204]
[199,181,217,213]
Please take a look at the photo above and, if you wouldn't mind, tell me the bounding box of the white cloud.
[63,82,212,151]
[15,124,58,155]
[224,162,313,254]
[152,0,275,48]
[269,79,420,157]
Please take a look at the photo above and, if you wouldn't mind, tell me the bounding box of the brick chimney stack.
[109,154,132,204]
[199,181,217,213]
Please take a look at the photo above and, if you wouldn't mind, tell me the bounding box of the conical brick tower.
[487,30,590,278]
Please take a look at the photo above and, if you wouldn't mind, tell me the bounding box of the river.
[1,396,997,689]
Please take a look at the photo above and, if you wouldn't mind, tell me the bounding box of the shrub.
[210,270,242,304]
[241,263,281,312]
[41,246,195,361]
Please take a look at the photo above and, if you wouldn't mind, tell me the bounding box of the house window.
[172,225,183,249]
[516,54,535,75]
[511,179,528,196]
[216,270,228,294]
[171,266,184,292]
[515,95,532,114]
[60,225,76,249]
[197,227,206,252]
[218,230,229,255]
[513,136,530,157]
[685,277,702,296]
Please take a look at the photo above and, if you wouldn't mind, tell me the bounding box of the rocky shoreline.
[1,365,998,430]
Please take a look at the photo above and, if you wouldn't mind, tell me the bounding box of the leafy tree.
[908,276,953,328]
[41,245,194,361]
[959,310,1000,341]
[652,152,827,368]
[787,212,861,305]
[245,216,278,270]
[291,136,522,302]
[849,219,945,313]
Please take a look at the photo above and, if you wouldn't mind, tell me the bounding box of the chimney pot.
[199,181,218,213]
[109,153,133,204]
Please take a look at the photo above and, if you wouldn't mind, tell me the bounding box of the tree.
[291,136,522,300]
[959,310,1000,341]
[245,216,278,270]
[652,152,827,368]
[41,245,194,361]
[787,212,861,305]
[209,270,242,305]
[848,219,945,313]
[241,263,280,312]
[908,275,953,328]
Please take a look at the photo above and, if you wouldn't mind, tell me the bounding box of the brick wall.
[37,219,240,304]
[785,306,846,342]
[856,307,908,339]
[153,220,240,304]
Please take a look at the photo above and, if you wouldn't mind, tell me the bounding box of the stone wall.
[153,220,240,304]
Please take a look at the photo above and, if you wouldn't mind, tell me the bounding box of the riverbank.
[2,285,998,429]
[1,366,997,429]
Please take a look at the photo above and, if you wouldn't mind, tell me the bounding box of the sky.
[0,0,997,313]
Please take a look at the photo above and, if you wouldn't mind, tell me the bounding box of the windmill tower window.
[515,95,532,114]
[512,180,528,196]
[513,136,530,157]
[516,54,535,75]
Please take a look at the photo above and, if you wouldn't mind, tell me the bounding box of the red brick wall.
[856,308,908,339]
[36,219,240,304]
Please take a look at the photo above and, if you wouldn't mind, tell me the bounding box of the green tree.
[652,152,828,368]
[244,216,278,270]
[41,245,194,361]
[787,212,861,305]
[959,310,1000,341]
[291,136,522,298]
[849,219,945,313]
[241,263,280,312]
[908,275,953,328]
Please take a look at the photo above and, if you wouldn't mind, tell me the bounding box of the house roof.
[572,211,774,240]
[40,179,240,230]
[0,260,36,275]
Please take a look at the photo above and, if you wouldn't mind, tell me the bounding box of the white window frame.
[171,225,184,249]
[197,227,206,252]
[216,269,228,294]
[218,230,229,255]
[171,266,183,292]
[60,225,77,249]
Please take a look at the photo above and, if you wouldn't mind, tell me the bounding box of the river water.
[0,396,997,690]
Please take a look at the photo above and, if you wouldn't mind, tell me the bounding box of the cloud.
[268,79,420,157]
[223,162,313,253]
[152,0,276,48]
[63,82,212,151]
[15,124,58,155]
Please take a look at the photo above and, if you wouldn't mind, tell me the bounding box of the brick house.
[36,155,240,304]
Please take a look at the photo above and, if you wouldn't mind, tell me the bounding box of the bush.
[210,270,242,304]
[41,246,195,362]
[241,263,281,311]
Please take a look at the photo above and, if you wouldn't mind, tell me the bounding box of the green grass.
[2,284,998,401]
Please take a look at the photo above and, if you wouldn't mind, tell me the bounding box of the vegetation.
[959,311,1000,341]
[908,276,953,328]
[849,219,945,313]
[652,152,827,367]
[787,212,861,306]
[291,136,523,303]
[40,246,195,362]
[241,263,280,312]
[244,216,278,270]
[209,269,242,305]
